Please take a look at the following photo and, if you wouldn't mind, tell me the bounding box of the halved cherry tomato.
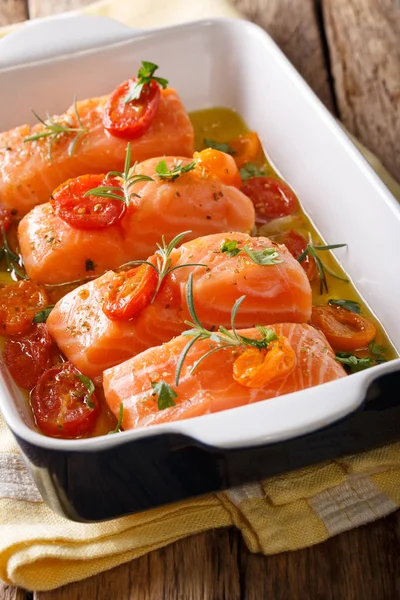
[4,324,53,389]
[0,280,48,336]
[311,306,376,351]
[280,230,317,281]
[103,78,160,140]
[241,177,298,223]
[194,149,242,188]
[31,362,99,438]
[103,259,158,321]
[229,132,263,168]
[51,174,125,230]
[233,337,296,388]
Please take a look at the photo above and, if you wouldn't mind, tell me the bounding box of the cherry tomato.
[103,78,160,140]
[4,324,53,389]
[194,149,242,188]
[229,132,263,168]
[51,174,125,230]
[31,362,99,438]
[311,306,376,351]
[280,230,317,281]
[233,337,296,388]
[0,280,48,336]
[241,177,298,223]
[103,260,158,321]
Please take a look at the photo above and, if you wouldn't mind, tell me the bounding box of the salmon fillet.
[18,159,255,284]
[0,90,194,217]
[103,324,347,430]
[46,232,311,379]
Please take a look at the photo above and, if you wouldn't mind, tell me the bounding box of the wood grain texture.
[231,0,335,110]
[323,0,400,180]
[28,0,94,18]
[0,0,27,26]
[0,583,26,600]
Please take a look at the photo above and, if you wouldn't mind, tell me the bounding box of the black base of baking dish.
[14,369,400,522]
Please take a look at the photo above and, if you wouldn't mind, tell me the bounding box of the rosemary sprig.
[33,305,55,323]
[328,299,361,314]
[156,158,196,182]
[84,143,154,206]
[121,230,205,301]
[76,374,96,409]
[108,402,124,434]
[23,97,88,162]
[174,273,278,385]
[124,61,168,104]
[297,242,348,293]
[0,227,27,280]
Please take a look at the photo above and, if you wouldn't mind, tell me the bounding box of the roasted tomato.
[241,177,298,223]
[229,132,263,168]
[311,306,376,351]
[0,280,48,336]
[31,362,99,438]
[194,148,242,188]
[103,260,158,321]
[103,78,160,140]
[51,174,125,230]
[4,324,53,389]
[280,230,317,281]
[233,337,296,388]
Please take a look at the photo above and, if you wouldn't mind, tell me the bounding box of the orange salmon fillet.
[46,232,311,379]
[103,324,347,430]
[0,89,194,217]
[18,159,255,284]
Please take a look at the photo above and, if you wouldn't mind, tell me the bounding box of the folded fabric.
[0,0,399,592]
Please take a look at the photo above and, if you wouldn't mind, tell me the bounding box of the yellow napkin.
[0,0,399,592]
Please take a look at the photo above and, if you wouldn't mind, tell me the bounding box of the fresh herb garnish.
[335,352,385,373]
[204,138,236,154]
[85,143,153,206]
[121,230,205,301]
[0,226,27,280]
[85,258,97,272]
[297,242,348,294]
[368,340,387,361]
[33,305,55,323]
[124,61,168,104]
[155,158,196,182]
[328,299,361,314]
[240,163,267,181]
[108,402,124,434]
[151,380,177,410]
[175,273,278,385]
[220,239,282,265]
[76,374,96,408]
[23,97,88,162]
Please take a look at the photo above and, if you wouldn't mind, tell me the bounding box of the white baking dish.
[0,16,399,520]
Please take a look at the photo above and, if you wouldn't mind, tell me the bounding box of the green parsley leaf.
[151,380,177,410]
[76,374,96,408]
[220,239,241,257]
[243,245,283,266]
[328,299,361,314]
[124,61,169,104]
[335,352,376,373]
[368,340,387,361]
[108,402,124,434]
[33,305,55,323]
[240,163,266,181]
[155,159,196,181]
[204,138,236,154]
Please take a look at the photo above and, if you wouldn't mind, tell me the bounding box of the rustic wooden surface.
[0,0,399,599]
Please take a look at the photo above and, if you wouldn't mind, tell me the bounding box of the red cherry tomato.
[280,230,317,281]
[103,260,158,321]
[4,324,53,389]
[241,177,298,223]
[31,362,99,438]
[103,79,160,140]
[311,306,376,351]
[0,280,48,336]
[51,174,125,230]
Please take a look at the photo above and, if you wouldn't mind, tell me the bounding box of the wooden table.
[0,0,399,598]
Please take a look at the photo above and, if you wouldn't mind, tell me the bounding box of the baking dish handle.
[0,14,138,69]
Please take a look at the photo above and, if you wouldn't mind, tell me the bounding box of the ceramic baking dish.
[0,16,399,522]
